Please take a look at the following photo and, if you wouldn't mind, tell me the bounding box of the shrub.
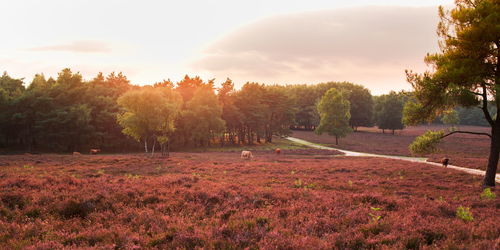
[480,188,495,200]
[405,237,420,250]
[293,179,303,188]
[57,200,95,219]
[409,130,444,154]
[24,208,41,219]
[420,229,445,245]
[142,195,161,205]
[456,206,473,222]
[1,193,27,210]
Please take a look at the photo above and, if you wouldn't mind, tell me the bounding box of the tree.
[348,85,374,130]
[288,84,320,130]
[286,82,373,131]
[234,83,268,144]
[404,0,499,186]
[441,109,460,130]
[0,73,25,145]
[457,105,494,126]
[175,75,205,103]
[374,92,405,134]
[218,78,243,146]
[117,86,182,156]
[315,88,352,145]
[182,85,225,147]
[0,72,25,98]
[262,85,295,142]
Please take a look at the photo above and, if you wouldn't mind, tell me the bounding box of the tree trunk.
[229,132,235,145]
[392,129,395,135]
[247,128,252,145]
[484,126,499,186]
[144,139,148,153]
[151,139,156,157]
[335,136,338,145]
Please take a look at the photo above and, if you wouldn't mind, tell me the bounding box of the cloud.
[191,6,440,94]
[27,40,111,53]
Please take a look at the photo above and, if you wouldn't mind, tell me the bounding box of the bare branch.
[441,130,492,139]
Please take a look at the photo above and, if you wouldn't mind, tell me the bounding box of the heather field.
[0,152,498,249]
[291,125,496,172]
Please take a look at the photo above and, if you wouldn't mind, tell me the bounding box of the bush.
[480,188,495,200]
[409,130,444,154]
[1,193,27,210]
[57,200,95,219]
[456,206,474,222]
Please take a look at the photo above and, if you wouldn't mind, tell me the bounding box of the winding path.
[286,137,500,183]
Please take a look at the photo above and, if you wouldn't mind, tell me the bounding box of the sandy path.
[287,137,500,184]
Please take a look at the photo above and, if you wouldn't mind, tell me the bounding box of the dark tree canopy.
[375,92,405,134]
[0,68,376,154]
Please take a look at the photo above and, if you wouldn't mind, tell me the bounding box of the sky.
[0,0,454,95]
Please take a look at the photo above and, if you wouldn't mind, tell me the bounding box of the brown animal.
[275,148,281,155]
[241,150,253,159]
[72,152,81,156]
[441,158,449,167]
[90,149,101,155]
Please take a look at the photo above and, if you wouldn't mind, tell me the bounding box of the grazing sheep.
[72,152,81,156]
[441,158,449,167]
[275,148,281,155]
[89,149,101,155]
[241,150,253,159]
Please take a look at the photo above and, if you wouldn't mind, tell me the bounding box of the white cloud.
[191,6,440,94]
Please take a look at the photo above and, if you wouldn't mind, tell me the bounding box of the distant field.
[291,125,496,172]
[0,153,497,249]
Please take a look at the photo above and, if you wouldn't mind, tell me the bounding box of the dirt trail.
[287,137,500,183]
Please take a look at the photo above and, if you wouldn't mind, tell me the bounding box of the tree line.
[0,68,491,153]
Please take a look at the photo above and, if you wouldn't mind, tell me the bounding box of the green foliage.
[480,188,496,200]
[0,69,138,152]
[409,130,444,155]
[315,88,352,144]
[457,106,495,127]
[405,0,499,125]
[287,82,373,130]
[456,206,473,222]
[369,207,382,223]
[374,91,405,133]
[181,85,225,147]
[0,72,25,99]
[403,100,428,126]
[347,85,374,128]
[441,109,459,128]
[117,86,182,153]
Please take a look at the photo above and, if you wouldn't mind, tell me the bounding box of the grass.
[186,137,309,153]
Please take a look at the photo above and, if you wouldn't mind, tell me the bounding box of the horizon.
[1,0,453,95]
